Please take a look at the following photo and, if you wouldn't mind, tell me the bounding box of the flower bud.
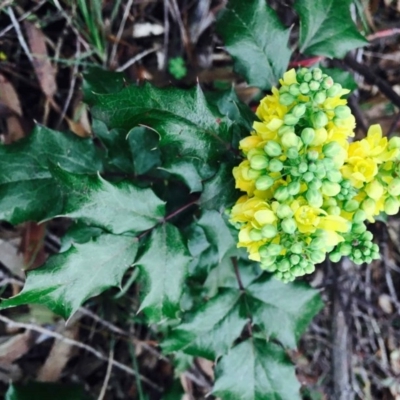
[247,168,261,180]
[298,162,308,173]
[322,76,334,89]
[291,243,303,254]
[327,206,341,215]
[289,83,301,96]
[353,209,367,223]
[310,237,326,250]
[308,180,321,190]
[321,181,341,196]
[283,114,299,126]
[278,125,294,136]
[306,189,323,207]
[310,251,325,264]
[277,204,293,219]
[304,72,312,82]
[388,178,400,196]
[352,222,367,234]
[279,93,295,106]
[304,263,316,274]
[281,218,297,234]
[312,128,328,146]
[344,199,359,212]
[303,171,314,182]
[339,243,352,256]
[249,229,263,241]
[389,136,400,150]
[261,224,278,239]
[309,80,320,91]
[278,259,291,272]
[250,155,268,170]
[274,186,290,202]
[268,159,284,172]
[290,254,300,265]
[312,68,323,81]
[384,197,400,215]
[322,141,342,158]
[329,251,341,262]
[361,198,376,216]
[326,170,342,182]
[255,175,274,190]
[287,147,299,159]
[313,91,327,104]
[334,105,351,118]
[299,82,310,94]
[260,256,277,269]
[281,132,300,148]
[365,180,384,201]
[327,83,342,97]
[308,163,317,173]
[311,111,328,128]
[287,181,301,195]
[264,140,282,157]
[301,128,315,145]
[292,103,306,118]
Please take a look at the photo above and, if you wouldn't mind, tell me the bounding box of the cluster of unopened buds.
[230,67,400,283]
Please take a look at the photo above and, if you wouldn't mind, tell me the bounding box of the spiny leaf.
[0,125,101,224]
[162,289,247,360]
[216,0,291,90]
[0,234,139,319]
[246,274,323,348]
[51,166,165,235]
[213,338,301,400]
[90,82,233,172]
[160,160,203,193]
[295,0,368,58]
[137,223,191,322]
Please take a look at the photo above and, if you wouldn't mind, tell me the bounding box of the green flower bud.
[306,189,323,208]
[321,181,341,196]
[297,68,308,80]
[279,93,295,106]
[303,171,314,182]
[388,178,400,196]
[268,243,283,256]
[339,243,352,256]
[310,251,325,264]
[304,263,316,274]
[260,257,277,270]
[248,168,262,180]
[329,251,341,262]
[327,83,342,97]
[281,218,297,234]
[322,76,334,89]
[344,199,359,212]
[364,256,373,264]
[261,224,278,239]
[322,157,335,169]
[312,68,323,81]
[327,206,341,215]
[312,111,328,128]
[326,170,342,183]
[249,229,263,241]
[289,83,301,96]
[389,136,400,150]
[313,91,327,104]
[283,114,299,126]
[298,162,308,173]
[299,259,308,268]
[291,243,303,254]
[362,198,376,215]
[287,147,299,159]
[274,186,290,202]
[278,259,291,272]
[287,181,301,195]
[309,80,320,91]
[334,105,351,119]
[268,159,284,172]
[292,103,306,118]
[384,196,400,215]
[352,223,367,234]
[299,82,310,94]
[290,254,301,265]
[310,237,326,250]
[301,128,315,145]
[304,72,312,82]
[292,266,305,277]
[281,132,300,148]
[277,204,293,219]
[264,140,282,157]
[322,141,342,158]
[361,231,373,241]
[308,180,322,190]
[250,155,269,170]
[255,175,275,191]
[354,249,362,259]
[278,125,294,136]
[353,209,367,223]
[308,163,317,173]
[307,150,319,161]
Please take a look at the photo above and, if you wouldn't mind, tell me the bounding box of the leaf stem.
[231,256,245,291]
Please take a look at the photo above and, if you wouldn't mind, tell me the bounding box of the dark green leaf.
[160,160,203,193]
[246,274,323,348]
[295,0,368,58]
[51,166,165,234]
[90,83,233,170]
[162,289,247,360]
[137,223,191,322]
[216,0,291,90]
[200,162,238,211]
[5,382,91,400]
[0,234,138,319]
[83,66,126,104]
[0,125,102,224]
[213,338,301,400]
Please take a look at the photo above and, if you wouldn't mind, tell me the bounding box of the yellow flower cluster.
[230,68,400,282]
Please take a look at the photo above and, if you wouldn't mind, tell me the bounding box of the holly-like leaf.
[6,382,90,400]
[295,0,368,58]
[59,222,103,252]
[162,289,247,360]
[0,125,102,224]
[216,0,291,90]
[137,223,191,322]
[90,83,233,171]
[0,234,139,319]
[200,162,239,211]
[160,160,203,193]
[213,338,301,400]
[51,166,165,235]
[246,275,323,348]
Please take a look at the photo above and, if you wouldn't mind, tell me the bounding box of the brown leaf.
[21,222,47,271]
[0,331,33,364]
[24,21,57,98]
